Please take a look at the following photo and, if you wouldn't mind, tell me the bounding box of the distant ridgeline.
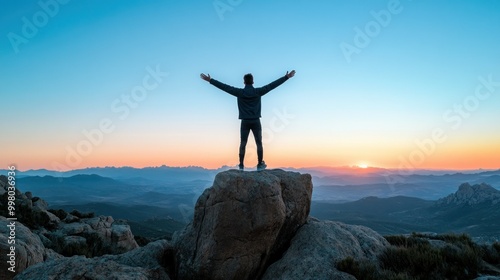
[1,171,499,279]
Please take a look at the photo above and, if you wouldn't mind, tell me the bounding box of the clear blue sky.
[1,0,500,170]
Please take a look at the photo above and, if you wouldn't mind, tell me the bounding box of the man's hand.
[286,70,296,78]
[200,73,211,82]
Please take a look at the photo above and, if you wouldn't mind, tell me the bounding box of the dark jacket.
[210,75,289,119]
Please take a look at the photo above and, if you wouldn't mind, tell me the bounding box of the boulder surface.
[262,217,390,279]
[173,169,313,280]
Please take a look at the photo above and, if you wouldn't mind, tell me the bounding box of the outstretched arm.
[258,70,296,96]
[200,73,241,97]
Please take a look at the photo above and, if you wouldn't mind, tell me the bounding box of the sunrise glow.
[1,1,499,172]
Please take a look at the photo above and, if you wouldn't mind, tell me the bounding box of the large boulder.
[40,215,139,257]
[173,169,312,280]
[262,218,390,279]
[15,239,173,280]
[0,176,60,231]
[84,216,139,254]
[0,216,50,280]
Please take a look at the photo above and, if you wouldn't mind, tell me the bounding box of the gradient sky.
[1,0,499,171]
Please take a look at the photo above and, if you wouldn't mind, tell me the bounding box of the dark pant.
[239,119,263,166]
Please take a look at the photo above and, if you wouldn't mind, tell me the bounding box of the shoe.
[257,161,267,171]
[238,164,244,171]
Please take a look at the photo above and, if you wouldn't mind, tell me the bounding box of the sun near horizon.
[1,1,499,176]
[357,163,369,169]
[7,160,500,174]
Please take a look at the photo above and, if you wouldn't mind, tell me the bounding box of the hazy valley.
[7,166,500,243]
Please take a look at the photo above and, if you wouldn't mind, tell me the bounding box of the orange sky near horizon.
[4,139,499,172]
[2,1,500,173]
[4,114,499,172]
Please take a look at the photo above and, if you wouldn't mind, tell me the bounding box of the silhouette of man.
[200,70,296,171]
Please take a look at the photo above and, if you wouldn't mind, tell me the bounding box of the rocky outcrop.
[0,175,7,195]
[0,176,60,231]
[0,216,59,280]
[39,215,139,257]
[262,217,389,279]
[15,240,174,280]
[438,183,500,206]
[173,169,312,280]
[0,175,138,258]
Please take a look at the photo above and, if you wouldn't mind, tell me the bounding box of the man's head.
[244,73,253,85]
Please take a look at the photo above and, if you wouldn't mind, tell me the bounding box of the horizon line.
[4,164,500,173]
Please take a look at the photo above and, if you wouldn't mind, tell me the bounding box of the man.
[200,70,296,171]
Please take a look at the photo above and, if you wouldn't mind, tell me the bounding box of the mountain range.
[312,182,500,243]
[7,166,500,243]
